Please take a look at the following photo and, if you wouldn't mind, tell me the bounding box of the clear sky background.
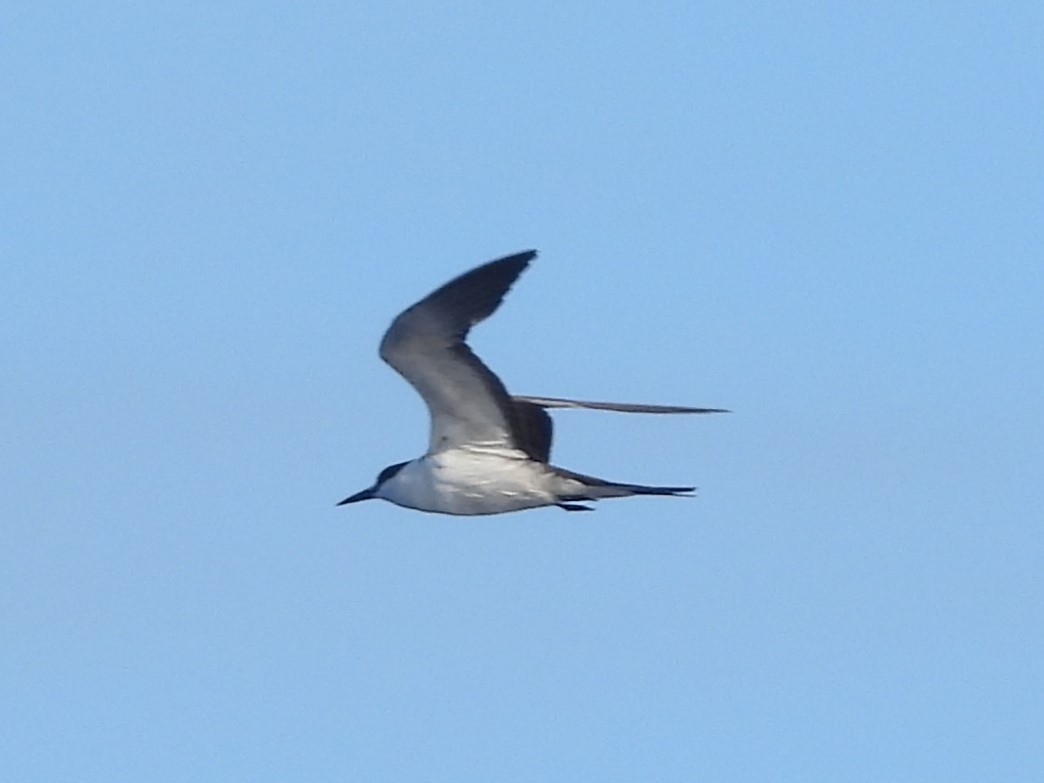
[3,3,1042,781]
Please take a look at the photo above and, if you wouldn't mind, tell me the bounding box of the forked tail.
[553,466,696,511]
[580,480,696,499]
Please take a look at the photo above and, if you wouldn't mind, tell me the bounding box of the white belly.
[376,448,563,515]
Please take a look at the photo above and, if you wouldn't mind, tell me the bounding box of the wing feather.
[379,251,535,454]
[513,395,729,415]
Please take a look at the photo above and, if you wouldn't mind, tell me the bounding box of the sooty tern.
[338,250,726,515]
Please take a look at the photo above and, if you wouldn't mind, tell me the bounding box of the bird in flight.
[338,250,726,515]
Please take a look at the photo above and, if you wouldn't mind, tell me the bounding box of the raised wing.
[379,251,536,454]
[513,395,729,415]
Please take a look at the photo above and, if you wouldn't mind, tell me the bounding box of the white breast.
[376,448,560,515]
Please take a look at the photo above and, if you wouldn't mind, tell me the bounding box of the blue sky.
[3,2,1042,780]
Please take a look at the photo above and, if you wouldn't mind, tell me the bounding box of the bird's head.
[336,461,409,506]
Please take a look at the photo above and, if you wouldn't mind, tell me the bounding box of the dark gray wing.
[509,394,726,464]
[513,395,729,415]
[511,399,553,463]
[379,251,536,454]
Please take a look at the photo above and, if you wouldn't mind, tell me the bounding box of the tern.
[338,250,726,515]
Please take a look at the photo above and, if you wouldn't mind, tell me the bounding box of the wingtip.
[495,249,538,267]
